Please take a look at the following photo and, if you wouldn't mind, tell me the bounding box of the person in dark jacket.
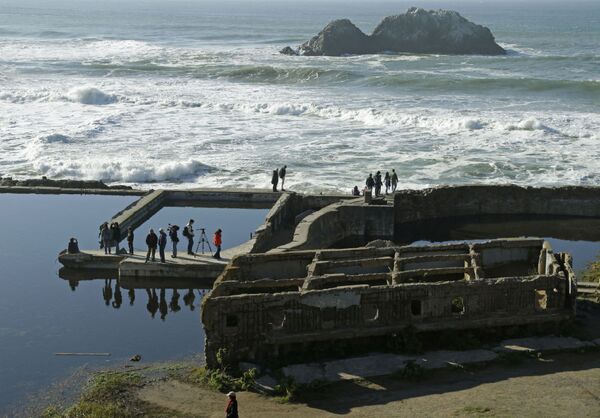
[225,391,238,418]
[374,171,383,196]
[352,185,360,196]
[145,229,158,262]
[168,224,179,258]
[384,171,391,194]
[391,169,399,192]
[271,169,279,192]
[278,165,287,191]
[127,227,134,255]
[101,223,112,254]
[158,228,168,263]
[366,173,375,190]
[110,222,121,253]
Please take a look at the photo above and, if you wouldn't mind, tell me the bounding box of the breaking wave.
[66,86,119,105]
[34,159,213,183]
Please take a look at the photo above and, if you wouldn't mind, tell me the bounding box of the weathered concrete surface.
[280,335,600,385]
[0,185,144,196]
[282,349,499,384]
[495,336,596,353]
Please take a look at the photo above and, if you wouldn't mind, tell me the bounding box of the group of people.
[358,169,399,196]
[100,218,223,263]
[99,221,126,254]
[271,165,287,192]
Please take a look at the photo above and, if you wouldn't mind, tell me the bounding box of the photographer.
[183,219,195,255]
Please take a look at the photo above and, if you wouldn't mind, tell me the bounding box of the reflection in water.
[59,268,209,321]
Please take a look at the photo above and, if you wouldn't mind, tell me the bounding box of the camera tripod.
[194,228,213,256]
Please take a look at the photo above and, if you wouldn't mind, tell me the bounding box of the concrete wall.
[394,185,600,224]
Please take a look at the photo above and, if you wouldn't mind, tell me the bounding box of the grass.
[41,371,147,418]
[185,366,257,393]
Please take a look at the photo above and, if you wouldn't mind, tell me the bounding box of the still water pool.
[0,193,267,413]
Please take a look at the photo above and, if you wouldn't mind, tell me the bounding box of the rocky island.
[281,7,506,56]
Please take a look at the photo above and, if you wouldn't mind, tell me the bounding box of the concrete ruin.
[201,238,576,368]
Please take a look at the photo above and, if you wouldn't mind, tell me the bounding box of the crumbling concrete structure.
[202,238,576,368]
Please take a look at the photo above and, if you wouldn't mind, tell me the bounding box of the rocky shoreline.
[0,176,144,196]
[281,7,505,56]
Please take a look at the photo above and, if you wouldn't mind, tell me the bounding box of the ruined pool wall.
[274,186,600,251]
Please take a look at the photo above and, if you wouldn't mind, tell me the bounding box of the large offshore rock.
[371,7,505,55]
[281,8,505,56]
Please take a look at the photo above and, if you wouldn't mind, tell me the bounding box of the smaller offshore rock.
[297,19,373,56]
[279,46,298,56]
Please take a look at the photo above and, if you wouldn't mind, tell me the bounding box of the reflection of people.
[112,284,122,309]
[102,279,113,306]
[159,288,168,321]
[213,229,222,260]
[128,288,135,306]
[226,391,239,418]
[146,289,158,318]
[169,289,181,313]
[183,289,195,311]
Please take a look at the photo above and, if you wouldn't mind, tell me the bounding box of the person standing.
[374,171,383,196]
[145,228,158,262]
[391,169,398,192]
[111,222,121,254]
[168,224,179,258]
[278,165,287,191]
[101,223,112,254]
[384,172,391,194]
[271,169,279,192]
[213,229,222,260]
[366,173,375,191]
[127,226,134,255]
[225,391,238,418]
[158,228,168,263]
[184,219,195,255]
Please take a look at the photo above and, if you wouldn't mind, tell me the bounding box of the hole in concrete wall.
[411,300,422,316]
[226,314,238,327]
[535,290,548,311]
[451,297,465,315]
[362,304,379,322]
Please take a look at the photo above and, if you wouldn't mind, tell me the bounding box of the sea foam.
[67,86,118,105]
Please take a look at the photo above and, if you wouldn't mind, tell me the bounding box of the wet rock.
[282,8,505,56]
[279,46,298,56]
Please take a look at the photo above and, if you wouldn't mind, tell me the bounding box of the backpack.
[182,226,190,238]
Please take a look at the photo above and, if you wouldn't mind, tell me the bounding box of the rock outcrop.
[281,7,505,56]
[0,176,132,190]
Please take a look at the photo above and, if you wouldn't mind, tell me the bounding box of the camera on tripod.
[195,227,212,256]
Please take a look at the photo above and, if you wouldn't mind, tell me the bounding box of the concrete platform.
[59,248,234,281]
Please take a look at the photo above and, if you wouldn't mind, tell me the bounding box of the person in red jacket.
[225,391,238,418]
[213,229,222,260]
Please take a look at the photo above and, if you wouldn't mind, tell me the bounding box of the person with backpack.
[271,169,279,192]
[183,219,195,255]
[365,173,375,191]
[384,172,391,194]
[168,224,179,258]
[145,228,158,262]
[158,228,168,263]
[278,165,287,191]
[101,223,112,254]
[213,229,222,260]
[127,227,134,255]
[391,169,399,192]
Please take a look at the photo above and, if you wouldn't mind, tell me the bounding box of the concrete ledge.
[0,185,144,196]
[281,336,600,385]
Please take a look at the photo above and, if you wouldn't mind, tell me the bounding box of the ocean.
[0,0,599,192]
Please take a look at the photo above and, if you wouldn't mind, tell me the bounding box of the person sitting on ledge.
[145,228,158,262]
[352,185,360,196]
[67,238,79,254]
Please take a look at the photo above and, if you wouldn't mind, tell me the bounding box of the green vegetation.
[582,258,600,283]
[41,371,145,418]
